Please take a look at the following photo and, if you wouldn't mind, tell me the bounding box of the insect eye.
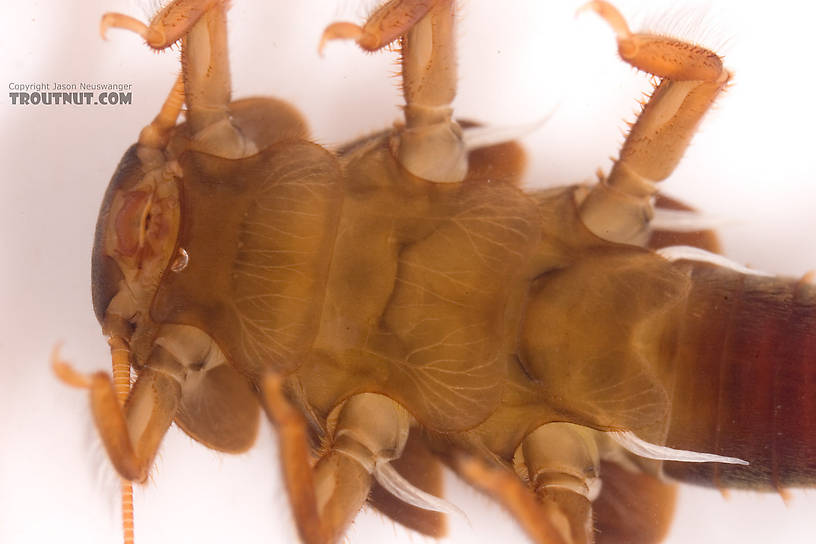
[113,189,153,257]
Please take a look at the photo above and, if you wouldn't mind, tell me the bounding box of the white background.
[1,1,814,543]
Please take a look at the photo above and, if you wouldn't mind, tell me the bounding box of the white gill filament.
[650,208,730,232]
[609,431,749,465]
[462,117,552,152]
[656,245,773,277]
[373,461,468,520]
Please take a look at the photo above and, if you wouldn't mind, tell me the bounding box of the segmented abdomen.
[663,263,816,490]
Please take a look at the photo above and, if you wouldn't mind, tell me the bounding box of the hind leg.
[577,1,731,245]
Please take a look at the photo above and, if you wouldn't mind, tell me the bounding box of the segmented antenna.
[138,73,185,149]
[109,336,134,544]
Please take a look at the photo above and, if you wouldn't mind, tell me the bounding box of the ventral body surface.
[3,1,815,544]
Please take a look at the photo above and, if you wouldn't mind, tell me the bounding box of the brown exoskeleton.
[52,1,815,543]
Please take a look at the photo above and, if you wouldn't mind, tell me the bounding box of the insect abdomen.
[663,264,816,490]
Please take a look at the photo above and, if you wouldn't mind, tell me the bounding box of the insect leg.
[314,393,413,542]
[53,323,247,485]
[137,73,184,150]
[55,326,140,544]
[102,0,260,159]
[53,345,183,483]
[520,423,600,544]
[261,374,326,544]
[576,1,730,245]
[322,0,466,182]
[592,461,678,544]
[262,379,417,544]
[447,452,569,544]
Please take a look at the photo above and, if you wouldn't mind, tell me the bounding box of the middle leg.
[261,378,451,544]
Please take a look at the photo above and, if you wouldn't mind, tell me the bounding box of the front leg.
[54,344,183,483]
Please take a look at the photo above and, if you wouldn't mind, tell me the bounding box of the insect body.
[53,1,816,543]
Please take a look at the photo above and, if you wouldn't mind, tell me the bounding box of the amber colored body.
[55,2,815,544]
[97,117,816,511]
